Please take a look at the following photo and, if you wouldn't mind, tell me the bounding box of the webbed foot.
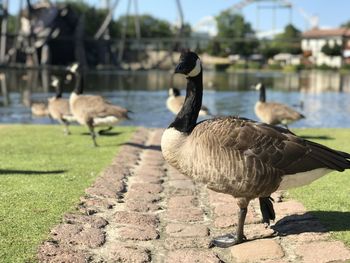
[209,234,246,248]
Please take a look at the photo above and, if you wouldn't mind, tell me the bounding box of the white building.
[301,28,350,68]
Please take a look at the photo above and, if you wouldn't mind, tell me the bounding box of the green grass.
[0,124,135,263]
[289,128,350,246]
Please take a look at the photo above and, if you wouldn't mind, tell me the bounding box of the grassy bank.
[290,128,350,246]
[0,125,135,263]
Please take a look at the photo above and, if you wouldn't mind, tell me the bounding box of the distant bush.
[283,64,305,72]
[315,64,337,70]
[214,63,231,71]
[266,63,282,70]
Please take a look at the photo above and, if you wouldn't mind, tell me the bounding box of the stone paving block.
[125,190,162,202]
[114,211,159,227]
[103,244,151,263]
[274,200,306,217]
[51,224,105,248]
[79,196,114,212]
[166,249,222,263]
[295,241,350,263]
[244,223,276,240]
[167,180,196,195]
[64,213,108,229]
[283,231,331,243]
[165,224,209,237]
[207,190,235,205]
[38,241,90,263]
[125,200,160,212]
[214,203,239,216]
[167,196,197,208]
[86,180,125,198]
[118,225,159,241]
[231,239,284,263]
[129,182,163,194]
[136,175,164,184]
[164,237,211,250]
[166,208,204,222]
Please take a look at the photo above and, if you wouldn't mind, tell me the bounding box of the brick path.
[38,128,350,263]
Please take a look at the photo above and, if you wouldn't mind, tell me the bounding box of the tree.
[208,11,257,57]
[341,20,350,28]
[273,24,302,54]
[321,42,342,56]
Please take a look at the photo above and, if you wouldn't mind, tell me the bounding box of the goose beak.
[174,61,187,75]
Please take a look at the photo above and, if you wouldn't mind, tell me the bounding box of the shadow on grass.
[122,142,161,151]
[272,211,350,236]
[299,135,334,140]
[0,169,67,175]
[80,132,123,136]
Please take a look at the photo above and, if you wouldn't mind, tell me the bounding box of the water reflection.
[0,68,350,128]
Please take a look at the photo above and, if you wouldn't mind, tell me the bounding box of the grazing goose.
[161,51,350,248]
[47,76,75,135]
[66,66,130,147]
[254,83,305,128]
[167,75,211,116]
[31,102,49,117]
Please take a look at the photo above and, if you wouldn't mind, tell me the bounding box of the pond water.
[1,68,350,128]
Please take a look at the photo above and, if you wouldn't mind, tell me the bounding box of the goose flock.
[24,51,350,248]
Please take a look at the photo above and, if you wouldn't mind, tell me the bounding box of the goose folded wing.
[197,117,350,175]
[268,102,304,120]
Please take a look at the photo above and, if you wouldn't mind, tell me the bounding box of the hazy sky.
[9,0,350,34]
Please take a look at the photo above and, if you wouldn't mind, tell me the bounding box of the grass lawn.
[290,128,350,247]
[0,124,135,263]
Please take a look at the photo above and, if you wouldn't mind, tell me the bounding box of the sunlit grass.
[289,128,350,247]
[0,124,135,263]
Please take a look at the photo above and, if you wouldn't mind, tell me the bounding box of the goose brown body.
[255,101,304,126]
[167,88,210,116]
[69,93,129,127]
[48,97,74,122]
[31,102,49,116]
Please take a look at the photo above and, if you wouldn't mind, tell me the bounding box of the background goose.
[167,75,211,116]
[254,82,305,128]
[31,102,49,117]
[47,76,75,135]
[161,51,350,248]
[66,65,130,146]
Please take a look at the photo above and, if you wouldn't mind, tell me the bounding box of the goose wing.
[266,102,305,121]
[75,95,129,119]
[192,116,350,175]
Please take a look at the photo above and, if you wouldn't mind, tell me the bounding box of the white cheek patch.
[187,59,201,77]
[51,78,59,87]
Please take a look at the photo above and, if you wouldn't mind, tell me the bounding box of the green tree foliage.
[340,20,350,28]
[321,42,342,56]
[259,24,302,59]
[116,15,173,38]
[207,11,258,57]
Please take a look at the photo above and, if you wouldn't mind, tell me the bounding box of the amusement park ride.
[0,0,317,68]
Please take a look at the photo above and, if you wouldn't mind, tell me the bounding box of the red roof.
[302,28,350,38]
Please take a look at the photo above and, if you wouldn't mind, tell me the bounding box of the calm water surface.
[1,69,350,128]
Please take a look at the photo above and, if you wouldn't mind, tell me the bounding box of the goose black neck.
[169,71,203,133]
[259,85,266,102]
[74,73,84,95]
[54,84,63,98]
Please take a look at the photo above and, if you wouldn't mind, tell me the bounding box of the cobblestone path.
[38,128,350,263]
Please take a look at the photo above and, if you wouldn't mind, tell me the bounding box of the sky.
[8,0,350,35]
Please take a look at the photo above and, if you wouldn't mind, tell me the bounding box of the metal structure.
[229,0,319,35]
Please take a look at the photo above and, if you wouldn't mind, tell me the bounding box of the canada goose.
[66,65,130,147]
[167,75,211,116]
[254,83,305,128]
[31,102,49,117]
[161,51,350,248]
[47,76,75,135]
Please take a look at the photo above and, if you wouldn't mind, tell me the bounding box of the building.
[301,28,350,68]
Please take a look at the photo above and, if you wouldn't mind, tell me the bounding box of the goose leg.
[259,196,275,227]
[210,198,249,248]
[62,120,71,135]
[87,122,98,147]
